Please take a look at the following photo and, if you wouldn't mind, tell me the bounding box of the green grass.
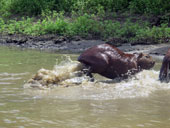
[0,0,169,44]
[0,12,169,44]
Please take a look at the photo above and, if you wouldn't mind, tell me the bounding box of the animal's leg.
[81,64,89,74]
[166,62,170,82]
[82,64,94,82]
[86,67,94,82]
[159,61,167,82]
[159,61,170,83]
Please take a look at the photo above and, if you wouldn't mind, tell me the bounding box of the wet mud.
[0,34,169,55]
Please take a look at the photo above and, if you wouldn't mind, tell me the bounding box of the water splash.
[24,56,170,100]
[24,56,84,89]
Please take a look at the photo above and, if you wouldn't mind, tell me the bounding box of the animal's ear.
[137,53,144,59]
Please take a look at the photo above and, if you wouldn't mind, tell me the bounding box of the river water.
[0,46,170,128]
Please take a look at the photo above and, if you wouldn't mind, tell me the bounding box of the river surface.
[0,46,170,128]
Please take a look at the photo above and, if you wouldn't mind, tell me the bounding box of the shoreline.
[0,34,169,56]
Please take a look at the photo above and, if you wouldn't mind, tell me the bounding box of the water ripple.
[0,72,29,77]
[0,77,22,81]
[3,119,17,124]
[0,72,29,85]
[0,103,6,106]
[0,82,13,85]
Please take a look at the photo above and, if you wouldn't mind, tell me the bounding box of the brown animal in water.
[159,48,170,82]
[78,44,155,81]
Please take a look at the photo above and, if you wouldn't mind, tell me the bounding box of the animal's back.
[78,44,123,66]
[78,44,125,64]
[78,44,135,79]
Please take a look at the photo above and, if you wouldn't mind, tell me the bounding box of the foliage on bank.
[0,12,169,44]
[0,0,170,16]
[0,0,170,44]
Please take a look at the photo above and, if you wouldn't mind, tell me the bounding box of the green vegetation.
[1,0,169,16]
[0,0,170,44]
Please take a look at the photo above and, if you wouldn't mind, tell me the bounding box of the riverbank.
[0,0,169,56]
[0,34,169,56]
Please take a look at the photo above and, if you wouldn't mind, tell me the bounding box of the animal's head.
[136,53,155,70]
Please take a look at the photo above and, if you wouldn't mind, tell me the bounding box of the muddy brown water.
[0,46,170,128]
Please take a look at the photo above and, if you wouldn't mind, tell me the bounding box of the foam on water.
[24,56,170,100]
[24,56,84,88]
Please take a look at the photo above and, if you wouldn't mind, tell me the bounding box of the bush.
[70,0,129,14]
[1,0,55,16]
[3,17,33,34]
[68,14,101,37]
[129,0,170,15]
[136,23,170,40]
[41,18,68,35]
[25,12,69,35]
[0,0,169,16]
[102,20,121,38]
[0,12,169,44]
[0,18,5,32]
[0,0,12,17]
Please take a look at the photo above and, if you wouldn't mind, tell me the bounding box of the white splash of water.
[23,56,83,89]
[24,56,170,100]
